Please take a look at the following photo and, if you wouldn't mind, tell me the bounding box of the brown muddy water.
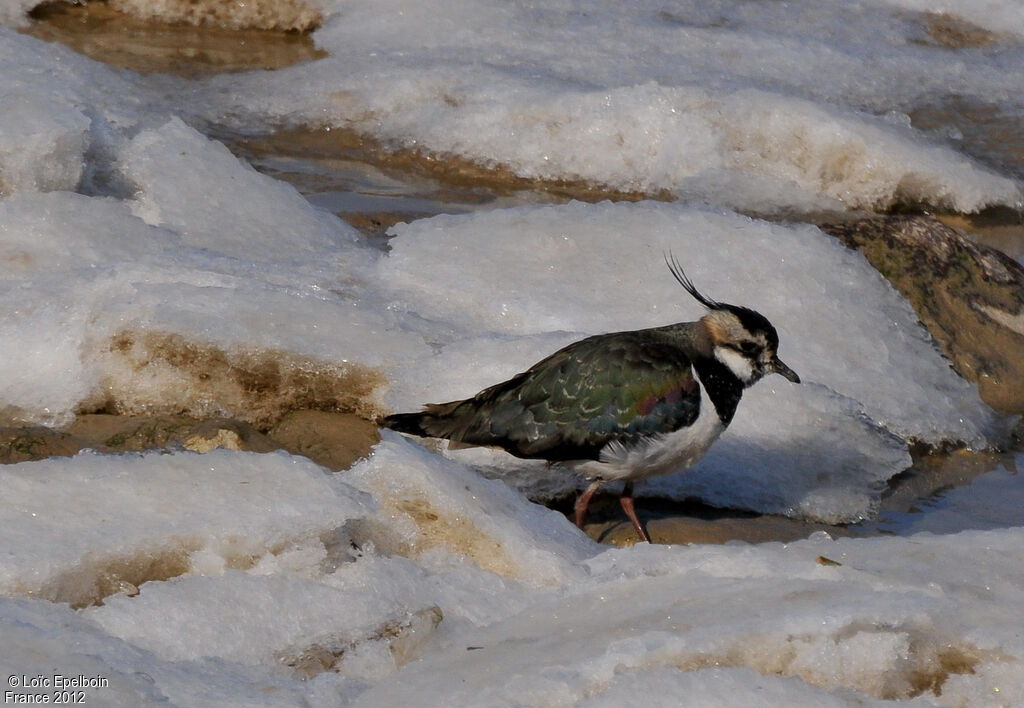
[18,2,1024,546]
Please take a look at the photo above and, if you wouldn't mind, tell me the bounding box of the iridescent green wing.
[457,330,701,461]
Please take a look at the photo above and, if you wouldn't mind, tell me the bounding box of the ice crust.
[2,443,1022,707]
[0,449,372,604]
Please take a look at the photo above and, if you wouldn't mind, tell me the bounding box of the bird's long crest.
[664,252,722,310]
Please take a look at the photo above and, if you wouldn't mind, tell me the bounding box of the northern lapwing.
[384,255,800,542]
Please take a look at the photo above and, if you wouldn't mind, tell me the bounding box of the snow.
[1,1,1023,705]
[0,449,372,606]
[2,441,1023,706]
[182,0,1024,213]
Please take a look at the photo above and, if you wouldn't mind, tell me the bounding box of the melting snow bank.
[184,0,1024,214]
[354,526,1024,707]
[2,440,1023,706]
[0,22,1015,522]
[3,1,1024,214]
[0,156,1010,520]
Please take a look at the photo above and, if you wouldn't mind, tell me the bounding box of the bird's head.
[665,253,800,387]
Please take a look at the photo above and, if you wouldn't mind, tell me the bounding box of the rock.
[65,414,199,451]
[181,419,277,453]
[0,426,84,463]
[267,410,379,471]
[820,215,1024,413]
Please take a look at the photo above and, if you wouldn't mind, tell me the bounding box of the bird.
[383,254,800,543]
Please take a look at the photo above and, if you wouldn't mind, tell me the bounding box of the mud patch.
[671,623,988,700]
[25,1,325,77]
[85,329,387,429]
[0,426,83,463]
[0,415,282,464]
[587,507,853,547]
[912,12,1003,49]
[24,546,195,610]
[393,496,523,578]
[279,606,443,680]
[234,126,667,214]
[268,410,379,471]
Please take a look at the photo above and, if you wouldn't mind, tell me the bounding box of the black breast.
[692,357,744,425]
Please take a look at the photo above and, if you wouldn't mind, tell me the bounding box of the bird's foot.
[620,482,651,543]
[574,481,602,529]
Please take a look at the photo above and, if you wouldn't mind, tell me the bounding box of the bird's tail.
[382,397,483,441]
[381,411,433,437]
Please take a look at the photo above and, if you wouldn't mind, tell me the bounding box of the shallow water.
[18,2,1024,542]
[859,449,1023,535]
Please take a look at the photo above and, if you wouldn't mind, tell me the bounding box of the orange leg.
[619,481,650,543]
[574,480,602,529]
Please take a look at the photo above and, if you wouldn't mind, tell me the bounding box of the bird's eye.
[740,341,759,354]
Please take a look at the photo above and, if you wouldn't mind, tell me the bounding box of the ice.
[349,528,1024,706]
[1,6,1023,705]
[85,571,419,666]
[0,449,372,606]
[120,117,360,263]
[0,169,1001,518]
[0,440,1023,706]
[182,0,1024,214]
[0,23,1010,524]
[0,0,37,27]
[0,118,415,425]
[0,29,150,192]
[0,89,90,194]
[378,203,995,444]
[577,667,905,708]
[345,431,596,586]
[5,3,1024,217]
[105,0,322,31]
[0,597,312,707]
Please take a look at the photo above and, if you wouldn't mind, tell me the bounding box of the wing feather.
[425,330,701,461]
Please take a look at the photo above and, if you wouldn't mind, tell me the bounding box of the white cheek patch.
[714,346,755,383]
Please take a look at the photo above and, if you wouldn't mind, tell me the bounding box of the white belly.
[577,373,725,483]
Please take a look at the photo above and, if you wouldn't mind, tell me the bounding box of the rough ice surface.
[2,441,1023,707]
[345,432,596,586]
[1,2,1024,705]
[106,0,322,31]
[0,90,90,194]
[350,526,1024,707]
[181,0,1024,213]
[0,12,1012,516]
[0,449,372,605]
[120,117,358,263]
